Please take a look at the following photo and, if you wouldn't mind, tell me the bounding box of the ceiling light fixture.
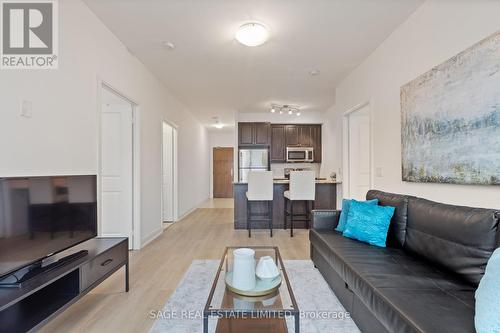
[162,41,175,50]
[212,116,224,129]
[235,22,269,47]
[309,69,320,76]
[270,104,301,116]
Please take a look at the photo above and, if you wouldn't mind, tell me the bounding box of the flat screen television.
[0,175,97,279]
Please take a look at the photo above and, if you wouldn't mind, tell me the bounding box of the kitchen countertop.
[233,179,342,185]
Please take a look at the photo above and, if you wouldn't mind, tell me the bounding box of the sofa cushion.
[366,190,409,248]
[343,200,394,247]
[405,197,499,286]
[474,248,500,333]
[336,198,378,232]
[310,229,476,333]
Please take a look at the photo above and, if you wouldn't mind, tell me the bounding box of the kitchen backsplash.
[271,163,321,178]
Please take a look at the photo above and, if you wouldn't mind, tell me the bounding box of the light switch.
[20,100,32,118]
[376,167,383,177]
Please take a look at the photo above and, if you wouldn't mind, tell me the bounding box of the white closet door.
[348,105,371,200]
[100,103,133,248]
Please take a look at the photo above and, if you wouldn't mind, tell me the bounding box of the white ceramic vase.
[232,248,256,291]
[255,256,280,280]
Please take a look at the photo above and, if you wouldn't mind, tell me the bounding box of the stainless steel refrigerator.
[238,149,269,183]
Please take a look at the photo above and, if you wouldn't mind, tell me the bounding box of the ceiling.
[84,0,423,129]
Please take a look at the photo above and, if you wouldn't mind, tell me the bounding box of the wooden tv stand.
[0,237,129,333]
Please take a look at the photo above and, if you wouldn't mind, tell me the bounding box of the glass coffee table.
[203,246,299,333]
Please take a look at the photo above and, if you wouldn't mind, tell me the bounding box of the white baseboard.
[141,228,163,248]
[176,196,209,221]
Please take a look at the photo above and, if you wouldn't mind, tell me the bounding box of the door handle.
[101,258,114,267]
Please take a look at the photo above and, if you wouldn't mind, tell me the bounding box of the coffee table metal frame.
[203,246,299,333]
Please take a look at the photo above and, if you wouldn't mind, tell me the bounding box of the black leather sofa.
[310,190,500,333]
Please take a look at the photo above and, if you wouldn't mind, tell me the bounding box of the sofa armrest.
[312,210,341,230]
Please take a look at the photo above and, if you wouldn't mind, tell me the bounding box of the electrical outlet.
[20,100,32,118]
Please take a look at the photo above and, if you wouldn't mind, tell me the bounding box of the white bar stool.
[284,171,316,237]
[246,171,274,237]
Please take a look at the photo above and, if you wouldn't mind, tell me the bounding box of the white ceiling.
[84,0,423,128]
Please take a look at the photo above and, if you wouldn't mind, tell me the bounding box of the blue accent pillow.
[336,199,378,232]
[343,200,395,247]
[475,248,500,333]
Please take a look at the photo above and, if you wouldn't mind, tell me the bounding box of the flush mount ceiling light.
[162,41,175,50]
[270,104,301,116]
[235,22,269,47]
[212,116,224,129]
[309,69,320,76]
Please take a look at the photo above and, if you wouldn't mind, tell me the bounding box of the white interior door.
[347,105,371,200]
[100,93,134,249]
[162,122,174,222]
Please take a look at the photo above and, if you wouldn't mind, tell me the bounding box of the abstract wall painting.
[401,31,500,185]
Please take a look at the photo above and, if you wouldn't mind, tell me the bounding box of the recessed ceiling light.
[297,112,301,116]
[235,22,269,47]
[215,123,224,129]
[162,41,175,50]
[288,110,293,115]
[309,69,320,76]
[270,107,275,113]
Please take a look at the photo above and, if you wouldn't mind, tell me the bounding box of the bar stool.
[246,171,274,237]
[284,171,315,237]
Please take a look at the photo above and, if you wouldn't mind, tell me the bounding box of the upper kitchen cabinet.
[311,124,322,162]
[271,124,322,162]
[285,125,299,146]
[271,125,286,162]
[254,122,271,145]
[285,125,314,147]
[298,125,312,146]
[238,122,270,146]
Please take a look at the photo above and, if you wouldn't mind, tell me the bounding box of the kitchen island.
[233,180,339,230]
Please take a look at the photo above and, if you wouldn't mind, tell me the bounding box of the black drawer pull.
[101,259,113,267]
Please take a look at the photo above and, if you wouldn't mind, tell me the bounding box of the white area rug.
[150,260,360,333]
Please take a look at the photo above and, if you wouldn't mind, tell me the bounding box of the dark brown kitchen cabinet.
[285,125,299,146]
[298,126,312,146]
[311,124,322,162]
[238,123,254,145]
[238,122,270,146]
[270,125,286,162]
[254,122,271,145]
[269,124,322,163]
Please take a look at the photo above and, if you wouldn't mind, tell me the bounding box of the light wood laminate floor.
[41,205,310,333]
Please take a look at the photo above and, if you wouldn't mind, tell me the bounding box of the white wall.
[0,0,209,247]
[208,130,235,197]
[323,0,500,208]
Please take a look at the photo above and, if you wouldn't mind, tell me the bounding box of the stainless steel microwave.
[286,147,314,162]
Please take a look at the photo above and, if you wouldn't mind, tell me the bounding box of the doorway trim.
[342,101,374,199]
[97,78,142,250]
[160,119,179,227]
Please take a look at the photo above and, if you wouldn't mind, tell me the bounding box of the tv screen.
[0,175,97,278]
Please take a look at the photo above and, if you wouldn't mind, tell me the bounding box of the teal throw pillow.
[336,198,378,232]
[343,200,395,247]
[475,248,500,333]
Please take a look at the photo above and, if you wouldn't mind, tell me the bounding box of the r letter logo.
[1,0,58,69]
